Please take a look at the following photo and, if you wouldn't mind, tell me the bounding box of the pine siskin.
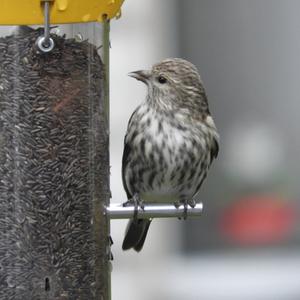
[122,58,219,252]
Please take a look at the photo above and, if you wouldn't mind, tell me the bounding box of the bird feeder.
[0,1,122,299]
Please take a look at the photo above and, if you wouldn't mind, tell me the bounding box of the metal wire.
[36,0,55,53]
[106,203,203,220]
[43,1,50,46]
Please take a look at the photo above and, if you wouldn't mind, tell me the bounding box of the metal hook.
[106,203,203,220]
[36,0,55,53]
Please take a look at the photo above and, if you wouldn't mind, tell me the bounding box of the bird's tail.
[122,218,152,252]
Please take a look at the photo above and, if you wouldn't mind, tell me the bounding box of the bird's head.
[129,58,209,116]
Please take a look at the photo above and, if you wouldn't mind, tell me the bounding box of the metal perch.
[106,203,203,219]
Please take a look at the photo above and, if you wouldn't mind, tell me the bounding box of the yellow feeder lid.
[0,0,124,25]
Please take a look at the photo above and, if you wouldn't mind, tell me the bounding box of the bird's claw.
[182,203,188,220]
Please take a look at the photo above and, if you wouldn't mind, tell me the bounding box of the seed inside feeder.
[0,27,109,299]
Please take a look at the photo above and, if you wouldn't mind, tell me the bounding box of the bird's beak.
[128,70,151,84]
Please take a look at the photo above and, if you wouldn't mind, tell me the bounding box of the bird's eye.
[157,75,167,84]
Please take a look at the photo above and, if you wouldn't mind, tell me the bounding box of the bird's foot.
[123,193,144,221]
[122,194,140,207]
[175,199,196,220]
[188,199,196,208]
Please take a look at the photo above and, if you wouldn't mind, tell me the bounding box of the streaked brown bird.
[122,58,219,252]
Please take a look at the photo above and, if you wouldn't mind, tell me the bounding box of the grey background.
[179,0,300,251]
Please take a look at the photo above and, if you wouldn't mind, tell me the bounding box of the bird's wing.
[121,109,138,200]
[121,137,132,199]
[210,135,219,161]
[192,135,219,200]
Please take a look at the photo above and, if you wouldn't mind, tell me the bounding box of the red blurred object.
[219,195,298,245]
